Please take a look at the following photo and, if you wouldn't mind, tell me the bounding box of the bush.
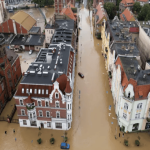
[135,140,140,146]
[37,138,42,144]
[64,137,68,142]
[97,33,101,39]
[50,138,55,144]
[124,140,128,146]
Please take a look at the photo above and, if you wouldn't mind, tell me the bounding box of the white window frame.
[70,104,71,109]
[34,89,37,94]
[42,89,44,94]
[38,89,41,94]
[22,88,24,93]
[137,103,142,109]
[123,113,127,120]
[23,120,27,125]
[124,103,128,110]
[47,122,51,127]
[20,100,23,105]
[30,89,32,94]
[55,92,59,99]
[38,101,42,107]
[46,89,49,95]
[46,111,50,117]
[56,111,60,118]
[135,113,140,119]
[21,109,25,116]
[39,110,43,117]
[26,88,29,94]
[68,104,69,110]
[70,114,71,120]
[55,101,59,108]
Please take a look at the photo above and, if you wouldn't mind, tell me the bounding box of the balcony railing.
[31,123,37,126]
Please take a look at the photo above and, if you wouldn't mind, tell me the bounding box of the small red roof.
[65,79,72,93]
[24,95,33,103]
[120,8,135,21]
[67,1,75,8]
[129,27,139,33]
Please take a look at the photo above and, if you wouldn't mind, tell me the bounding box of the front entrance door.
[41,123,44,128]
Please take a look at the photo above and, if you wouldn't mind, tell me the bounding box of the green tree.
[32,0,54,7]
[116,0,121,11]
[133,2,142,14]
[104,2,116,20]
[138,4,150,21]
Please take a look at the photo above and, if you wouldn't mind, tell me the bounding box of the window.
[55,102,59,108]
[9,80,12,87]
[38,89,41,94]
[46,89,49,95]
[21,110,25,115]
[46,111,50,117]
[1,82,4,91]
[32,102,35,106]
[68,114,69,120]
[123,113,127,119]
[23,120,27,125]
[33,112,36,118]
[56,112,60,118]
[30,89,32,94]
[55,123,62,128]
[49,30,50,34]
[47,122,51,127]
[137,103,142,109]
[46,101,49,107]
[70,104,71,109]
[34,89,37,94]
[68,104,69,110]
[51,30,53,34]
[135,113,140,119]
[20,100,23,105]
[70,114,71,120]
[55,93,59,98]
[42,89,44,94]
[38,101,42,106]
[7,69,11,78]
[124,103,128,110]
[39,111,43,117]
[30,113,32,118]
[68,123,70,128]
[128,92,130,98]
[26,89,29,94]
[22,88,24,93]
[14,65,16,71]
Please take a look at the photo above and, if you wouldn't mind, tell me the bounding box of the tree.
[32,0,54,7]
[104,2,116,20]
[133,2,142,14]
[138,4,150,21]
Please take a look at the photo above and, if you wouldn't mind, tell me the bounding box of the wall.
[137,26,150,69]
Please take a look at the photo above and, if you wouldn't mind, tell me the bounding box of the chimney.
[46,53,52,63]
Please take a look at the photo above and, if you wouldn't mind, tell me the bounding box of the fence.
[11,119,19,124]
[0,117,7,122]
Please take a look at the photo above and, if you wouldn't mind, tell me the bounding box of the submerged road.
[0,6,150,150]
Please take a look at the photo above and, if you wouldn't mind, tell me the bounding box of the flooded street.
[1,6,150,150]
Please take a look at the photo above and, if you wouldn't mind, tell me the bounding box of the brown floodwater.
[1,6,150,150]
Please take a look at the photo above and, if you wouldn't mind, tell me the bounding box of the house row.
[14,18,77,130]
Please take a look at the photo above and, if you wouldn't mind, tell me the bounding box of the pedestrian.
[13,129,15,133]
[5,131,7,134]
[115,135,117,139]
[119,133,120,137]
[15,138,16,141]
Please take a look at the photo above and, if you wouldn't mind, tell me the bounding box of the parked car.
[78,72,84,78]
[29,50,33,55]
[60,143,70,149]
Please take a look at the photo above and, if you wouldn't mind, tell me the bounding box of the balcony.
[28,116,37,121]
[30,121,37,126]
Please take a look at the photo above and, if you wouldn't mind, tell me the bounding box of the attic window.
[55,93,59,99]
[139,91,143,98]
[128,92,130,98]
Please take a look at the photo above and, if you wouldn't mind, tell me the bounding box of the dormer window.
[128,92,130,98]
[55,102,59,108]
[22,88,24,93]
[55,93,59,99]
[20,100,23,105]
[26,89,29,94]
[46,89,49,95]
[30,89,32,94]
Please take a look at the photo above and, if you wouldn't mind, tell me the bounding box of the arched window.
[137,103,142,109]
[124,103,128,110]
[55,92,59,99]
[128,92,130,98]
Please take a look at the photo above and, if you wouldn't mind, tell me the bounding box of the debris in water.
[79,106,80,109]
[109,105,111,110]
[106,91,108,94]
[111,122,113,124]
[79,90,81,94]
[109,113,111,116]
[31,140,33,143]
[98,43,99,45]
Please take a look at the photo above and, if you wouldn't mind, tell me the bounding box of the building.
[136,0,149,6]
[93,0,116,8]
[93,2,108,36]
[54,0,75,14]
[101,19,139,72]
[0,34,22,114]
[111,55,150,132]
[119,0,134,12]
[14,19,76,130]
[120,8,135,21]
[0,11,36,35]
[10,34,45,51]
[0,0,6,24]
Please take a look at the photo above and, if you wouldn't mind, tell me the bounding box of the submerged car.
[78,72,84,78]
[60,143,70,149]
[29,50,33,55]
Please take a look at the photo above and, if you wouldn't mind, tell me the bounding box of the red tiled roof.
[129,27,139,33]
[120,8,135,21]
[137,0,148,2]
[65,79,72,93]
[56,74,68,93]
[95,4,106,24]
[67,1,75,8]
[120,0,134,5]
[24,95,33,103]
[60,7,76,21]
